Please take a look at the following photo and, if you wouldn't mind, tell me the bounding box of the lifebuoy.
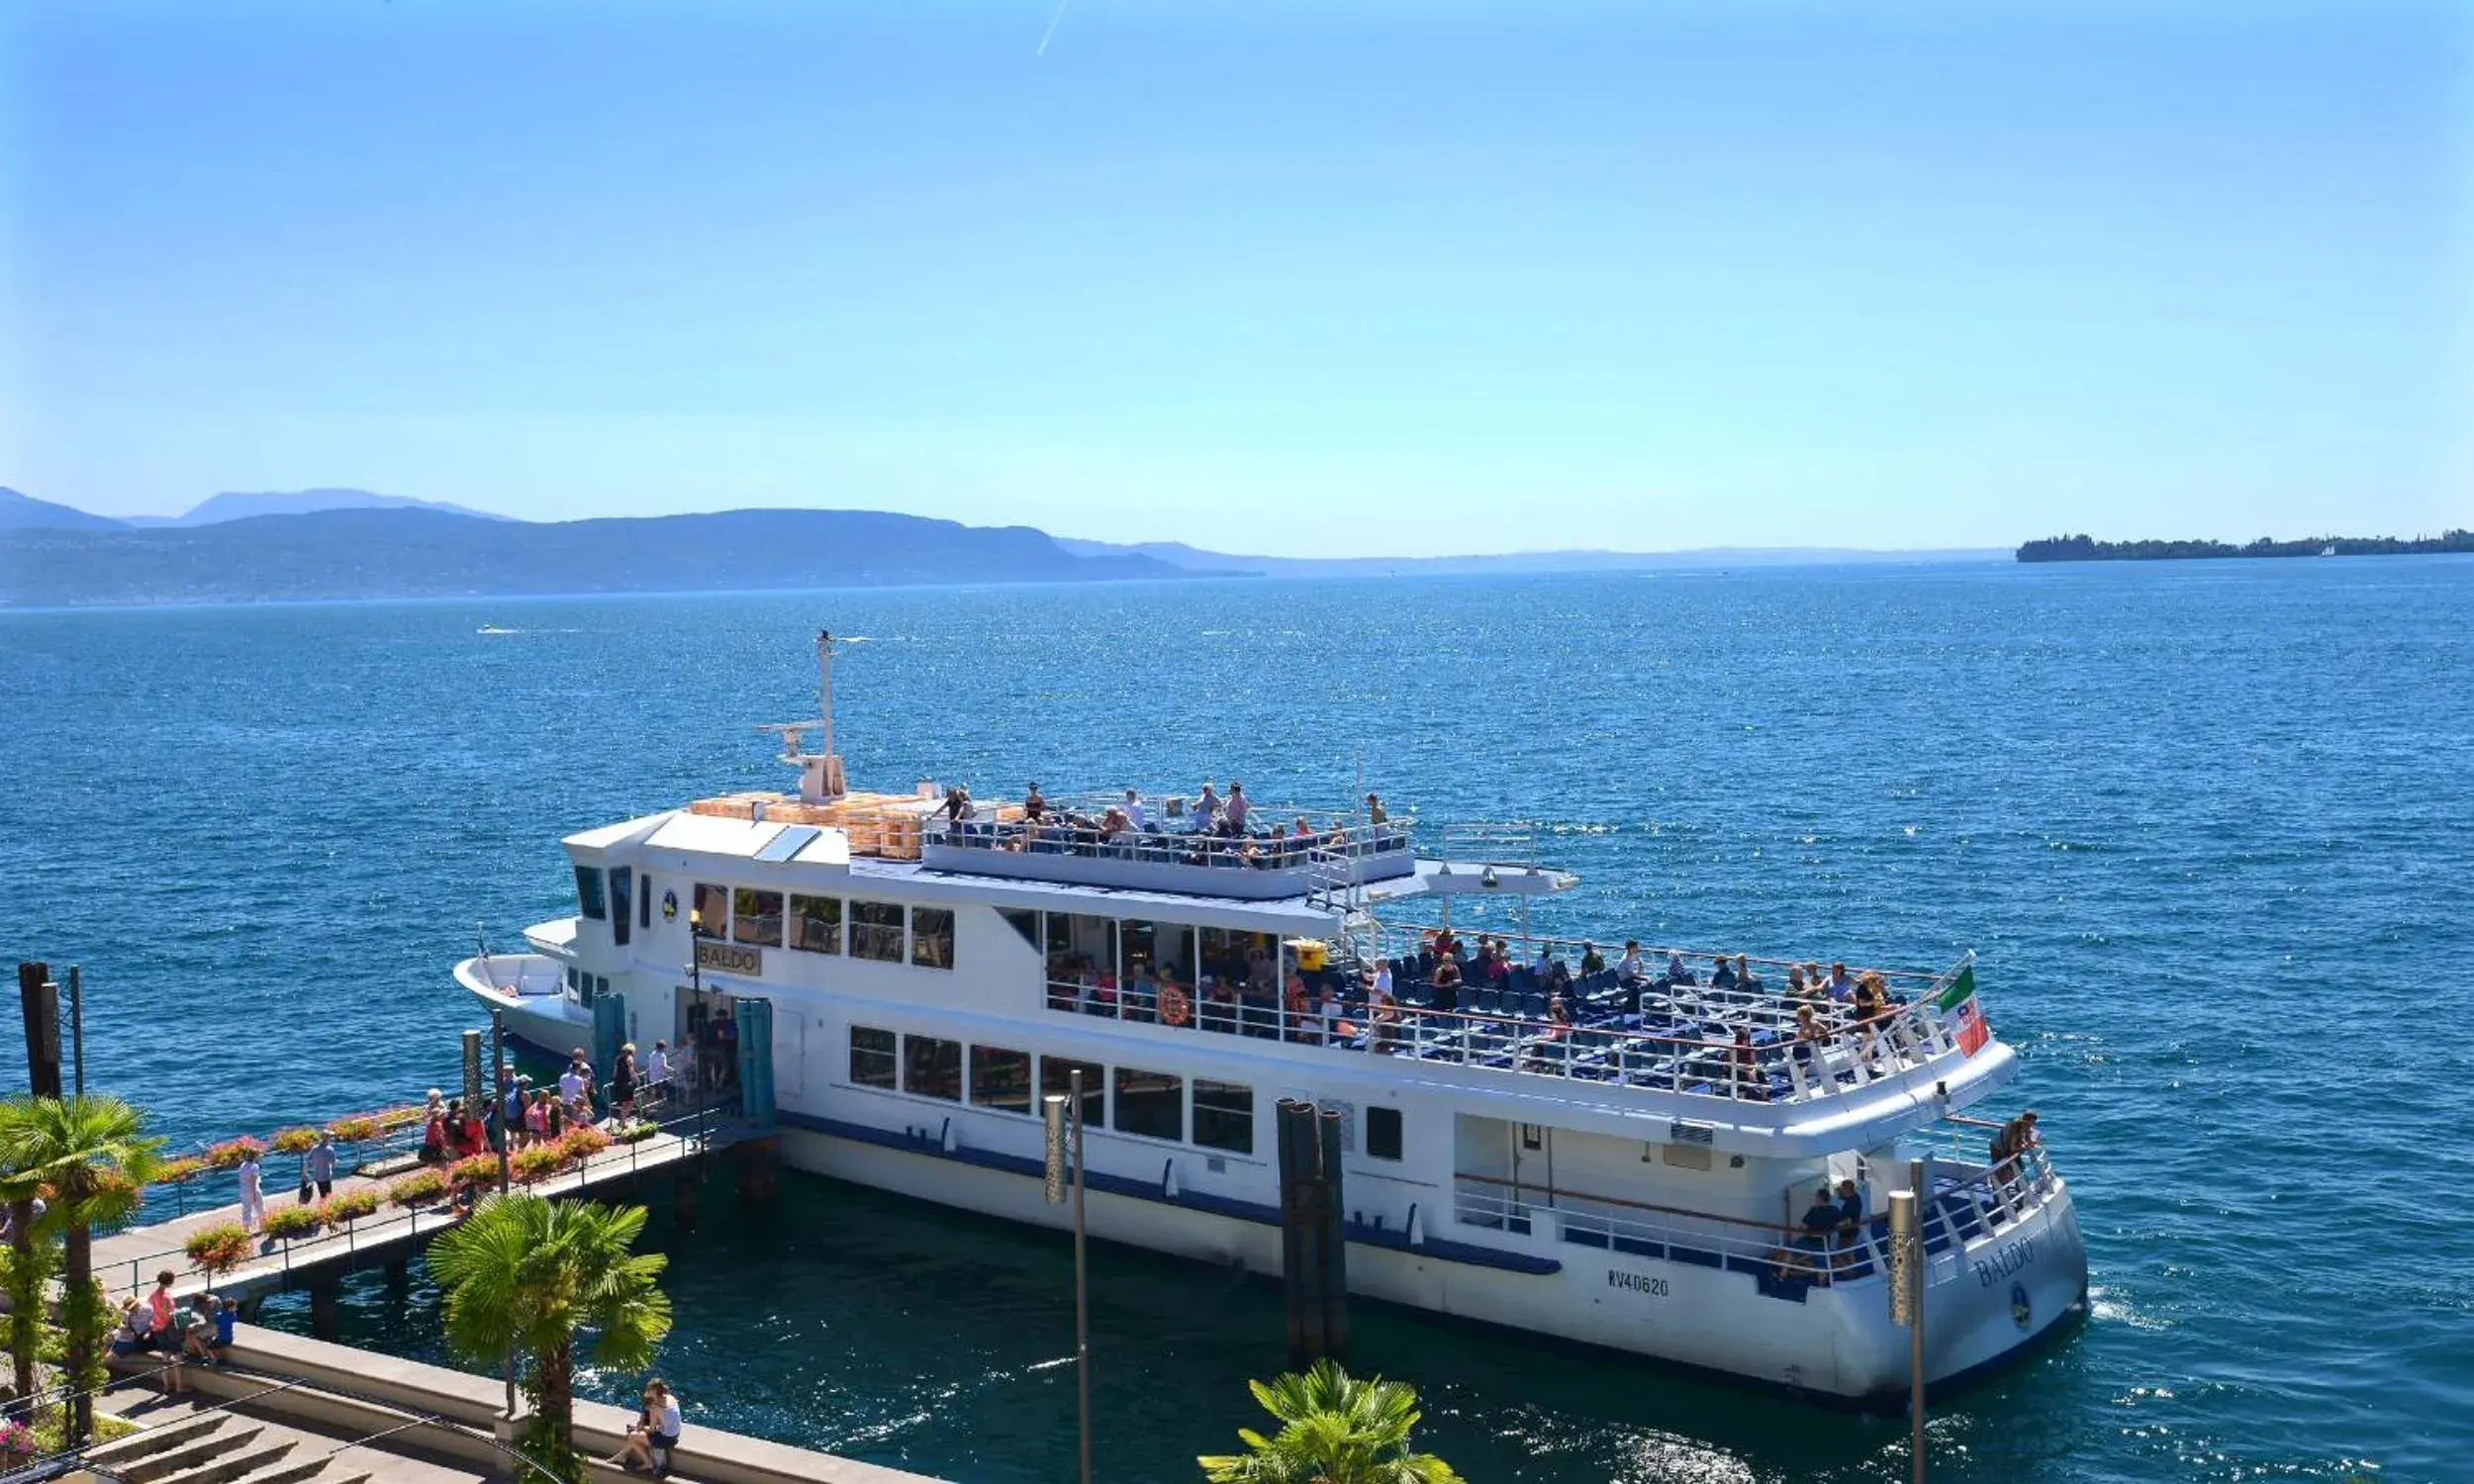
[1158,984,1191,1027]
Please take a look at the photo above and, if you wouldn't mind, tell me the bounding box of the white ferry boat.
[455,634,2087,1403]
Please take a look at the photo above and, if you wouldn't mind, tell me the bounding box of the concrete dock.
[101,1324,944,1484]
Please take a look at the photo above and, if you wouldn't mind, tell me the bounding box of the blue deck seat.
[1524,991,1549,1017]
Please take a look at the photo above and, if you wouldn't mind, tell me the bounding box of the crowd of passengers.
[938,782,1397,868]
[1047,929,1919,1099]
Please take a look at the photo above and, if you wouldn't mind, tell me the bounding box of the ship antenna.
[759,627,849,802]
[817,627,835,765]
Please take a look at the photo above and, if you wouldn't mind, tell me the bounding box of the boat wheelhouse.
[455,632,2087,1403]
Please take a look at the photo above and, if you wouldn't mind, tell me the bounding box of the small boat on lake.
[454,631,2087,1403]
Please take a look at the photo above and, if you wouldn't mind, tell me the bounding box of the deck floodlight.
[1043,1093,1069,1204]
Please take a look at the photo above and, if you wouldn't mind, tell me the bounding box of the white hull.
[769,1121,2086,1403]
[455,956,593,1056]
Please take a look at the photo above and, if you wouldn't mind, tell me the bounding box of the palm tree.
[1198,1358,1463,1484]
[428,1193,671,1484]
[0,1095,158,1445]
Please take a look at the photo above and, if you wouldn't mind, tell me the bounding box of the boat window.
[611,869,633,947]
[789,895,842,954]
[1144,921,1200,989]
[1366,1105,1402,1161]
[574,866,608,921]
[565,967,580,992]
[1191,1080,1254,1155]
[733,887,785,948]
[692,882,729,939]
[999,909,1040,950]
[848,1026,896,1089]
[849,900,905,962]
[1112,1067,1183,1143]
[970,1046,1033,1114]
[911,908,956,970]
[1043,913,1118,1014]
[903,1035,963,1101]
[1040,1056,1105,1129]
[638,875,653,932]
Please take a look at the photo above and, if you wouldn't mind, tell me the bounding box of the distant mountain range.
[2018,531,2474,563]
[0,503,1205,607]
[1056,536,2007,576]
[0,483,2010,607]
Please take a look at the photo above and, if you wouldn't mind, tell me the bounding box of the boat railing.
[1047,974,1956,1106]
[1373,924,1949,990]
[925,809,1416,872]
[1451,1173,1850,1283]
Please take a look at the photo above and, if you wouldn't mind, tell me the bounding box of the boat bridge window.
[911,908,956,970]
[791,894,841,954]
[1191,1080,1254,1155]
[903,1035,963,1101]
[638,874,653,932]
[850,900,904,962]
[848,1026,896,1089]
[575,866,607,921]
[1043,913,1118,1011]
[734,888,785,948]
[692,883,729,939]
[611,869,633,947]
[970,1046,1032,1114]
[1040,1056,1105,1129]
[1367,1105,1402,1161]
[1113,1067,1183,1142]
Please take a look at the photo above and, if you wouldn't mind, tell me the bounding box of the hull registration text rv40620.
[1609,1269,1670,1297]
[1974,1236,2038,1288]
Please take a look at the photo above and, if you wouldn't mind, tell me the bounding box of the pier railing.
[100,1092,729,1300]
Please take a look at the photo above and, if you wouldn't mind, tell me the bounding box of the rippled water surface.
[5,559,2470,1483]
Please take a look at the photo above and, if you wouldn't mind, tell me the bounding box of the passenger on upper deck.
[1852,972,1888,1028]
[1122,789,1146,832]
[1665,951,1691,984]
[1711,956,1738,989]
[1826,963,1856,1002]
[1192,782,1222,833]
[1579,942,1605,975]
[1222,782,1251,834]
[1735,955,1762,992]
[1024,783,1047,822]
[943,786,971,829]
[1366,792,1387,824]
[1616,941,1645,979]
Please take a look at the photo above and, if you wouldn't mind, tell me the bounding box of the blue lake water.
[4,558,2470,1483]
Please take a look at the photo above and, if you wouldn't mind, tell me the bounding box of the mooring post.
[1316,1106,1350,1359]
[16,963,60,1099]
[309,1277,340,1342]
[733,1139,777,1208]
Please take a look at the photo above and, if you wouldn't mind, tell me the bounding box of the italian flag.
[1936,963,1991,1056]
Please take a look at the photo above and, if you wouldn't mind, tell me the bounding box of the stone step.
[84,1411,238,1467]
[150,1436,300,1484]
[225,1455,368,1484]
[121,1424,267,1483]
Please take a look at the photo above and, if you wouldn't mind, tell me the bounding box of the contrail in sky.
[1036,0,1072,56]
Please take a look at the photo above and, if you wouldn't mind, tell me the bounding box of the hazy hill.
[0,507,1214,607]
[0,487,129,531]
[1056,536,2009,576]
[124,488,512,526]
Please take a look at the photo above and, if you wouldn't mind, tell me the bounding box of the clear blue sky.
[2,1,2466,554]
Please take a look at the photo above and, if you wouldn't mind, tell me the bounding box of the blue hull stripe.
[777,1109,1562,1276]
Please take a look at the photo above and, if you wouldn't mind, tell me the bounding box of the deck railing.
[1046,974,1956,1106]
[926,810,1415,872]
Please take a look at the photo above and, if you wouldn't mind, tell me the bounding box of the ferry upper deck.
[534,773,2016,1158]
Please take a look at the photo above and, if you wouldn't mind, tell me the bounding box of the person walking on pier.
[306,1131,335,1201]
[644,1041,671,1113]
[237,1147,265,1233]
[614,1043,640,1123]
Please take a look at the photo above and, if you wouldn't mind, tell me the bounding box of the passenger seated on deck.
[1799,1188,1844,1284]
[1826,963,1856,1002]
[1616,941,1646,979]
[1665,951,1691,983]
[1579,942,1606,975]
[1711,956,1738,990]
[1200,975,1238,1032]
[1786,966,1811,1000]
[1735,955,1762,992]
[1729,1028,1766,1101]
